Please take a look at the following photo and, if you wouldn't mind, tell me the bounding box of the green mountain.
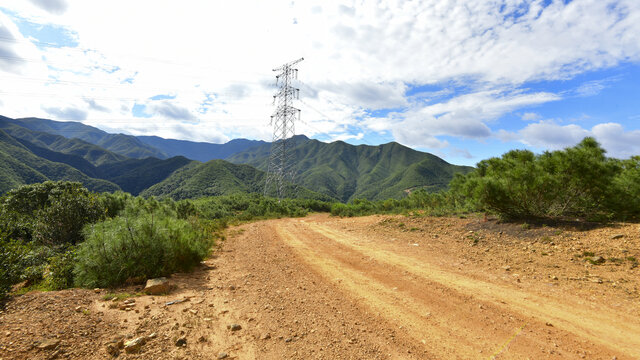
[0,116,127,166]
[226,136,473,202]
[3,116,167,159]
[141,159,334,201]
[137,136,267,162]
[2,116,268,163]
[0,129,120,194]
[95,156,194,195]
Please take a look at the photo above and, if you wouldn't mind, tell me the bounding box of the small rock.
[284,337,293,343]
[545,322,554,327]
[551,275,558,281]
[228,285,236,290]
[94,288,101,293]
[611,234,624,240]
[144,277,171,295]
[227,324,242,331]
[37,339,60,350]
[590,256,606,264]
[261,333,271,340]
[105,344,119,357]
[503,266,511,271]
[175,337,187,347]
[198,336,207,343]
[123,337,146,353]
[146,332,157,340]
[75,306,82,312]
[217,353,229,359]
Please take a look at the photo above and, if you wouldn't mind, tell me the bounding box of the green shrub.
[450,138,638,221]
[99,191,132,218]
[45,248,77,290]
[74,209,212,288]
[0,181,105,245]
[0,237,30,302]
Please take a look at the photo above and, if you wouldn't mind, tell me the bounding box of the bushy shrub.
[99,191,132,218]
[74,208,212,288]
[0,181,105,245]
[45,248,77,290]
[451,138,639,221]
[0,237,30,302]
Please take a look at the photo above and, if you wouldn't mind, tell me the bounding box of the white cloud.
[516,120,640,158]
[521,112,541,121]
[27,0,68,15]
[390,89,560,148]
[519,120,591,150]
[591,122,640,158]
[0,0,638,148]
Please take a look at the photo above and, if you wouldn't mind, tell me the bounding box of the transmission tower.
[264,57,303,200]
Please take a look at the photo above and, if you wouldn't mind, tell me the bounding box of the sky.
[0,0,639,166]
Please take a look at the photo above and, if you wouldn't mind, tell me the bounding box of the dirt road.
[2,214,639,359]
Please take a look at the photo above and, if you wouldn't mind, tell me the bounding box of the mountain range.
[0,115,473,201]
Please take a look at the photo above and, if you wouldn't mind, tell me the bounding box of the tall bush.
[0,181,105,245]
[450,137,638,220]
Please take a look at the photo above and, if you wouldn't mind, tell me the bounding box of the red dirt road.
[1,214,639,359]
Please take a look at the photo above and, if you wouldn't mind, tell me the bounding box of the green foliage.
[45,248,77,290]
[450,138,640,221]
[0,237,30,302]
[330,189,472,217]
[74,202,212,288]
[192,193,332,221]
[1,181,105,245]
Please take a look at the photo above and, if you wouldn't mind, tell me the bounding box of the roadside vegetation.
[0,183,331,303]
[2,137,638,303]
[333,138,640,222]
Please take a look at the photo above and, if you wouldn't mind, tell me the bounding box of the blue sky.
[1,0,639,165]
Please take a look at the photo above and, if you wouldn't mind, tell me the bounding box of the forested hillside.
[226,136,473,201]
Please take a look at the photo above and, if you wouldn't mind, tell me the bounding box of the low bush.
[74,207,212,288]
[45,248,77,290]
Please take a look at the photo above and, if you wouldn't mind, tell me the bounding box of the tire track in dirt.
[303,221,640,359]
[273,218,639,359]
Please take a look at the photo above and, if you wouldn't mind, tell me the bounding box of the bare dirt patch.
[1,213,638,359]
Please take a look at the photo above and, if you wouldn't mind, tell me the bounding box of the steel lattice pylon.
[264,57,303,199]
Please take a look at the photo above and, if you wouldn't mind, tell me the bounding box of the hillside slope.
[0,116,127,166]
[227,136,473,201]
[0,129,120,194]
[4,116,167,159]
[141,159,334,201]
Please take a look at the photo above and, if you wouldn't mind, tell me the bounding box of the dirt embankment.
[1,213,638,359]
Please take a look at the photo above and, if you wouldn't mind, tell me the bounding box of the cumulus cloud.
[147,101,197,122]
[84,99,109,112]
[519,121,591,150]
[0,0,639,153]
[42,106,87,120]
[390,89,560,149]
[0,23,25,73]
[591,122,640,158]
[28,0,68,15]
[521,112,541,121]
[516,121,640,159]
